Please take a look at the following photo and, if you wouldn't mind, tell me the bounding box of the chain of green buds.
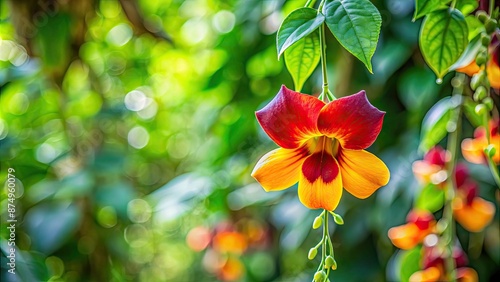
[471,10,500,187]
[308,210,343,282]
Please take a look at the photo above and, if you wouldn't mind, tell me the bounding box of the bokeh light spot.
[128,126,150,149]
[97,206,117,228]
[212,10,235,34]
[127,198,152,223]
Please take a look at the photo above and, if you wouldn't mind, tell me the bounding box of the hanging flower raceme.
[252,86,390,211]
[452,164,495,232]
[387,209,436,250]
[461,118,500,165]
[456,36,500,89]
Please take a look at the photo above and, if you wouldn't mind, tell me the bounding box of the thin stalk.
[319,23,332,102]
[486,155,500,187]
[442,75,465,281]
[323,209,331,278]
[450,0,457,9]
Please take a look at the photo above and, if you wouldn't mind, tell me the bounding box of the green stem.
[450,0,457,9]
[319,23,332,102]
[489,0,495,15]
[442,75,465,282]
[486,155,500,187]
[322,209,328,265]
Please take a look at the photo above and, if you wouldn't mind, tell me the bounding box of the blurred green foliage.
[0,0,498,281]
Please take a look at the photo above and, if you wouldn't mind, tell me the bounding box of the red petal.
[298,151,342,211]
[317,91,385,150]
[256,85,324,149]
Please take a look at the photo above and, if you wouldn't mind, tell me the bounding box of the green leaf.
[276,8,325,58]
[415,184,445,212]
[456,0,479,16]
[420,9,469,79]
[398,247,422,282]
[414,0,451,20]
[284,31,321,92]
[419,96,461,152]
[323,0,381,73]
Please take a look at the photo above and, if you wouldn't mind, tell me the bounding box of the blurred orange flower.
[213,231,248,255]
[412,146,449,185]
[219,257,244,281]
[461,119,500,165]
[388,210,436,250]
[452,164,495,232]
[453,197,495,232]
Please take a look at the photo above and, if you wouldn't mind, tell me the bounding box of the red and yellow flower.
[252,86,390,211]
[461,118,500,165]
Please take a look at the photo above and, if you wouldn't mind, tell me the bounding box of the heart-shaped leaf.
[323,0,381,73]
[284,31,321,92]
[413,0,451,20]
[276,8,325,58]
[420,9,468,80]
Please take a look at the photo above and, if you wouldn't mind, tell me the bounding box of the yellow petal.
[337,148,390,199]
[252,145,310,191]
[457,267,479,282]
[487,58,500,89]
[409,266,442,282]
[298,153,342,211]
[461,138,487,164]
[453,197,495,232]
[388,223,421,250]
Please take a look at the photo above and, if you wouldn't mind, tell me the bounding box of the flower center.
[311,136,339,157]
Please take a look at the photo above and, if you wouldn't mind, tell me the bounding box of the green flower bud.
[308,248,318,260]
[482,97,494,111]
[484,144,497,158]
[481,34,492,47]
[473,86,488,101]
[476,11,489,23]
[313,215,323,229]
[331,259,338,270]
[475,53,487,66]
[475,104,488,115]
[470,72,484,90]
[314,271,327,282]
[485,19,498,34]
[332,213,344,225]
[325,256,336,269]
